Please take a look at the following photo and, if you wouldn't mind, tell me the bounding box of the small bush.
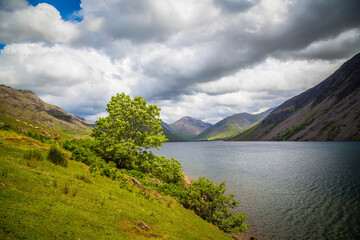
[0,124,12,131]
[62,183,79,197]
[24,149,45,167]
[47,145,67,167]
[25,132,52,143]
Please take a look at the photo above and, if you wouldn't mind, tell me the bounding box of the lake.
[154,141,360,239]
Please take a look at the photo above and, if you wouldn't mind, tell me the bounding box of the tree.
[91,93,167,169]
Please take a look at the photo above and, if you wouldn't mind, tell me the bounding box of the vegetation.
[1,92,248,238]
[0,130,232,240]
[92,93,167,169]
[272,110,319,141]
[181,177,248,234]
[47,144,68,167]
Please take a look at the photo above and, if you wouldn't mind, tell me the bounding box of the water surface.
[154,141,360,239]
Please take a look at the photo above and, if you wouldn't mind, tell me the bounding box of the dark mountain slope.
[0,85,93,138]
[230,52,360,141]
[169,116,212,140]
[194,108,274,140]
[160,122,184,142]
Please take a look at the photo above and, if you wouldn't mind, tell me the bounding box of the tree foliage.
[91,93,167,168]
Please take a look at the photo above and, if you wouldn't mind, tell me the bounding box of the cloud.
[0,0,359,124]
[213,0,259,13]
[0,43,134,120]
[0,2,80,44]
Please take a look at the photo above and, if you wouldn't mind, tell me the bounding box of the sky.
[0,0,359,124]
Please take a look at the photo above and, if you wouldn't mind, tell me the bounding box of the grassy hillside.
[194,109,274,141]
[161,122,184,142]
[0,129,233,240]
[0,85,93,139]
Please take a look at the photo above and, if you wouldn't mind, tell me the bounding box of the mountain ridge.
[194,108,275,140]
[230,52,360,141]
[0,85,93,138]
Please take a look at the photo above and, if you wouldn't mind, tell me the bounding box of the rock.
[145,178,162,185]
[128,176,143,189]
[183,172,192,185]
[136,221,150,230]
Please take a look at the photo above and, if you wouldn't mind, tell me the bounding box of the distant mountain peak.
[169,116,212,140]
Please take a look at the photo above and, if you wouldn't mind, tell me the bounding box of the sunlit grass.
[0,130,232,240]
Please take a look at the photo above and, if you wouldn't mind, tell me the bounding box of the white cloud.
[0,3,80,44]
[0,43,134,119]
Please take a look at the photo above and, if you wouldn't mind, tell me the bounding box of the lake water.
[154,141,360,240]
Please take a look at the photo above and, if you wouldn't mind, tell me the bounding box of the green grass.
[0,130,232,240]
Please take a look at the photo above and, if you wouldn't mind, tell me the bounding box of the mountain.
[194,108,275,140]
[169,116,212,140]
[0,85,93,138]
[160,122,184,142]
[230,53,360,141]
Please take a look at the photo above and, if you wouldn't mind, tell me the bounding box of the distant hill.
[160,122,184,142]
[169,116,212,140]
[0,85,93,138]
[194,108,275,140]
[230,52,360,141]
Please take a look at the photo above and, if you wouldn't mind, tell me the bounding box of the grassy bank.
[0,130,232,240]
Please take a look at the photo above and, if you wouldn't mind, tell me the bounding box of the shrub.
[136,152,184,184]
[181,177,248,234]
[0,124,12,131]
[24,149,45,167]
[25,132,52,143]
[47,145,67,167]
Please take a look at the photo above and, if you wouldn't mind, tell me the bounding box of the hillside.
[0,85,93,139]
[0,130,233,240]
[230,53,360,141]
[194,108,274,140]
[161,122,184,142]
[169,116,212,140]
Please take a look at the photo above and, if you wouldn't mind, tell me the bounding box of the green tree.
[91,93,167,169]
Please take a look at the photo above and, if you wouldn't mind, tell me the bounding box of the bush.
[0,124,12,131]
[25,132,52,143]
[181,177,248,234]
[47,145,67,167]
[157,183,186,200]
[137,152,184,184]
[24,149,45,167]
[62,139,119,179]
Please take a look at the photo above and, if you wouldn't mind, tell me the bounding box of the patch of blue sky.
[27,0,82,21]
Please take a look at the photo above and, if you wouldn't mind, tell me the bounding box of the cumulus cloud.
[0,43,134,120]
[0,0,360,123]
[0,2,80,44]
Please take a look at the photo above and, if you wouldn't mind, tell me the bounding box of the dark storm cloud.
[213,0,258,13]
[253,0,360,58]
[144,0,360,101]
